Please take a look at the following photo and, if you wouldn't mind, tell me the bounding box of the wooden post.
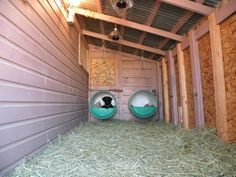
[188,30,204,128]
[157,62,164,121]
[167,51,178,124]
[177,43,189,129]
[208,12,228,141]
[162,58,170,123]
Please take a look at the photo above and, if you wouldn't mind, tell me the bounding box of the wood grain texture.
[88,46,159,121]
[220,14,236,142]
[177,43,189,129]
[174,56,181,107]
[120,55,158,120]
[189,30,204,128]
[198,33,216,128]
[167,51,178,124]
[90,57,116,86]
[209,13,228,141]
[183,48,195,128]
[162,59,171,123]
[174,56,182,124]
[0,0,88,175]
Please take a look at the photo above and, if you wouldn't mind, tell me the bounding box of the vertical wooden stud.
[208,12,228,141]
[167,51,178,124]
[157,62,164,121]
[177,43,189,129]
[189,30,204,128]
[78,33,81,65]
[162,58,170,123]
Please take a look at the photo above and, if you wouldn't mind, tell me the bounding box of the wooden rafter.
[73,8,183,41]
[119,13,127,51]
[159,0,214,15]
[95,0,106,46]
[82,30,166,55]
[208,12,228,140]
[150,0,205,59]
[134,1,161,55]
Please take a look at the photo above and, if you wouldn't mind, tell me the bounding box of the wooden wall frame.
[188,30,204,128]
[162,58,170,123]
[157,62,164,120]
[167,51,178,124]
[176,43,189,129]
[208,12,228,141]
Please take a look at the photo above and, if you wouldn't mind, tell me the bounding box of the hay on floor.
[8,120,236,177]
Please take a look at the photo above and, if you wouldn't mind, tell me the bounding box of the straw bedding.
[8,120,236,177]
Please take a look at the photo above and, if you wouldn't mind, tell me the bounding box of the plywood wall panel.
[220,14,236,142]
[183,48,195,128]
[89,46,158,120]
[198,33,216,127]
[90,57,116,86]
[120,56,158,120]
[0,0,88,175]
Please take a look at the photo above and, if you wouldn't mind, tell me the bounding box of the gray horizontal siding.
[0,0,88,176]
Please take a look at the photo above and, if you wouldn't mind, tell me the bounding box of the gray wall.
[0,0,88,175]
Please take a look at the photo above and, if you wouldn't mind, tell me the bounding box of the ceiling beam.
[159,0,214,15]
[95,0,106,46]
[158,11,193,49]
[149,0,205,59]
[74,8,183,41]
[82,29,166,55]
[134,1,162,55]
[119,13,127,51]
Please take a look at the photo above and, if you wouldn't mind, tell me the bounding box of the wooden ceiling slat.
[95,0,106,46]
[82,29,166,55]
[119,12,127,51]
[134,1,162,55]
[159,0,214,15]
[74,8,183,41]
[150,0,205,59]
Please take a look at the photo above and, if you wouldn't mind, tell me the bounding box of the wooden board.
[177,43,189,129]
[183,48,195,128]
[0,0,88,175]
[174,56,182,124]
[220,13,236,142]
[90,57,116,86]
[174,56,181,107]
[120,56,158,120]
[162,59,170,123]
[198,33,216,127]
[88,46,159,121]
[167,51,178,124]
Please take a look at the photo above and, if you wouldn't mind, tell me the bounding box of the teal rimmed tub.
[129,90,158,119]
[89,91,117,120]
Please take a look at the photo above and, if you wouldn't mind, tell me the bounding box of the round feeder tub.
[128,90,157,119]
[89,91,117,120]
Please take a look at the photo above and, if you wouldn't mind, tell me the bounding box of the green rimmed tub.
[129,90,158,119]
[89,91,117,120]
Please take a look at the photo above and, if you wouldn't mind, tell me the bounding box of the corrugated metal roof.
[126,0,155,24]
[86,36,103,46]
[151,3,186,31]
[123,27,143,43]
[77,0,221,60]
[105,40,119,50]
[121,45,137,54]
[177,13,203,35]
[142,33,164,47]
